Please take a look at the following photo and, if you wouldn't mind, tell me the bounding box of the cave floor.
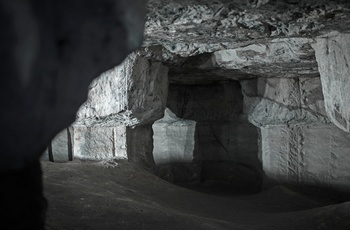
[42,160,350,230]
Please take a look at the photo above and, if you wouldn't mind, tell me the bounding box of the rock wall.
[241,76,350,191]
[76,52,169,126]
[43,52,168,167]
[312,32,350,133]
[261,124,350,191]
[241,77,329,127]
[41,1,350,193]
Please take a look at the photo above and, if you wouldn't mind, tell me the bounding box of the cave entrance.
[157,79,262,192]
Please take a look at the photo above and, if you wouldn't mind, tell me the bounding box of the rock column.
[312,32,350,133]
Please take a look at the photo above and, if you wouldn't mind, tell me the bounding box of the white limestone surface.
[312,32,350,132]
[241,78,329,127]
[71,125,127,161]
[152,108,196,165]
[41,128,71,162]
[76,52,168,126]
[261,124,350,191]
[51,128,70,162]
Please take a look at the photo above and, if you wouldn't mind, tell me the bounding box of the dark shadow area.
[264,180,350,205]
[157,80,262,194]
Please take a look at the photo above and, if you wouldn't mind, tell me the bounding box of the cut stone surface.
[43,52,169,164]
[44,123,156,168]
[164,38,318,85]
[71,125,127,161]
[261,124,350,191]
[41,128,72,162]
[37,0,350,197]
[152,108,196,165]
[77,53,169,126]
[300,77,327,117]
[41,148,50,162]
[241,77,330,127]
[50,128,71,163]
[312,32,350,132]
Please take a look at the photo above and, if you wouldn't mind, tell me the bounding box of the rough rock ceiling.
[144,0,350,55]
[141,0,350,83]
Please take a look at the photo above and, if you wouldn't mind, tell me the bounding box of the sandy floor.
[42,160,350,230]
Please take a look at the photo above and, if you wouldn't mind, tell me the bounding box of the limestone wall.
[242,75,350,191]
[312,32,350,133]
[261,124,350,191]
[42,52,168,167]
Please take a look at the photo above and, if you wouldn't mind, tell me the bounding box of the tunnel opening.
[152,78,262,194]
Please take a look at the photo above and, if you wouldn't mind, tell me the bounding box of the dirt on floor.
[42,160,350,230]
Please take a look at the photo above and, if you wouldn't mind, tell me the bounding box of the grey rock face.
[312,32,350,132]
[43,52,168,163]
[49,128,72,163]
[36,0,350,195]
[152,108,199,182]
[72,125,127,161]
[166,81,261,185]
[152,108,196,165]
[241,77,330,127]
[126,125,155,169]
[76,53,169,126]
[212,38,318,78]
[261,124,350,191]
[144,0,350,56]
[240,76,350,190]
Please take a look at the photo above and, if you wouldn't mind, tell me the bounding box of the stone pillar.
[152,108,198,182]
[41,128,73,163]
[152,108,196,165]
[312,32,350,133]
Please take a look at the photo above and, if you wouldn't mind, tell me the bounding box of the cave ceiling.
[141,0,350,84]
